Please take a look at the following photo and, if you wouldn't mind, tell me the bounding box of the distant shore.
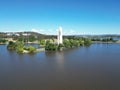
[1,40,120,45]
[92,40,120,44]
[0,43,7,45]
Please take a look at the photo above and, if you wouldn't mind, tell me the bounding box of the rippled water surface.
[0,44,120,90]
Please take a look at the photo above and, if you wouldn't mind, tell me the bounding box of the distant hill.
[0,31,57,39]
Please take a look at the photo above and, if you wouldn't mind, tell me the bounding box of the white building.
[57,27,63,44]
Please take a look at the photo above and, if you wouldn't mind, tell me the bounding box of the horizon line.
[0,31,120,36]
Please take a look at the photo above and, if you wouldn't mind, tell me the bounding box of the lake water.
[113,38,120,40]
[0,44,120,90]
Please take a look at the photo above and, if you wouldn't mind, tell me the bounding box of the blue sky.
[0,0,120,35]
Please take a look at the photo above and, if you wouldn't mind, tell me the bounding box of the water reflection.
[45,51,65,69]
[55,51,65,70]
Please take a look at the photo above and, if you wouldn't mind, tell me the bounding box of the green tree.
[39,39,45,46]
[16,41,24,48]
[79,39,84,46]
[7,41,16,50]
[46,40,50,45]
[16,47,24,53]
[84,39,92,46]
[29,35,36,42]
[110,37,113,41]
[63,39,71,48]
[58,44,64,51]
[73,40,80,47]
[0,39,7,43]
[45,43,58,51]
[18,34,24,41]
[16,41,24,53]
[27,46,36,53]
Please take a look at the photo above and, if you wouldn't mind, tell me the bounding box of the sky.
[0,0,120,35]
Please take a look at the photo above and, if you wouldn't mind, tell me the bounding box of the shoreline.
[0,43,7,45]
[92,40,120,44]
[21,48,45,53]
[1,41,120,45]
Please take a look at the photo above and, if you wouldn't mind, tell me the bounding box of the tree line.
[7,41,36,53]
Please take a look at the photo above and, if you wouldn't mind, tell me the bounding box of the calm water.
[0,44,120,90]
[113,38,120,40]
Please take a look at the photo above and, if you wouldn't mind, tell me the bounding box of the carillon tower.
[57,27,63,44]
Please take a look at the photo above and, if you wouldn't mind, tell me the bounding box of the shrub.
[7,41,16,50]
[0,39,7,43]
[15,41,24,53]
[45,43,58,51]
[27,46,36,53]
[16,47,24,53]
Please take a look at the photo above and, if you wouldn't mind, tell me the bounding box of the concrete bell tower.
[57,27,63,44]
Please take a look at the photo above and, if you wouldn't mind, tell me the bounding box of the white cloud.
[31,29,38,32]
[30,28,84,35]
[31,28,57,35]
[63,29,82,35]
